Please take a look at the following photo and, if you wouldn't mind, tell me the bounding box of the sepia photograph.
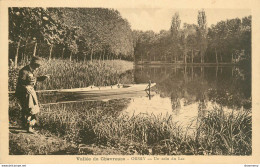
[7,6,252,155]
[1,0,260,165]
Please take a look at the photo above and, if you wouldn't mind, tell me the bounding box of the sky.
[117,8,251,33]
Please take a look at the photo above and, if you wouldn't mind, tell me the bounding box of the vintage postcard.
[0,0,260,164]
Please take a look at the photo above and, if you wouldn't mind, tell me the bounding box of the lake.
[38,64,251,130]
[126,65,251,129]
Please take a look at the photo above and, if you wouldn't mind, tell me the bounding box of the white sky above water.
[117,8,251,33]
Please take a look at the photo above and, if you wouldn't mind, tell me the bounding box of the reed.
[30,101,251,155]
[8,59,251,155]
[198,108,252,155]
[8,59,134,91]
[8,92,251,155]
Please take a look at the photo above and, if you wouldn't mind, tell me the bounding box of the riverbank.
[8,59,251,155]
[9,59,134,91]
[8,59,133,155]
[136,61,238,66]
[9,101,251,155]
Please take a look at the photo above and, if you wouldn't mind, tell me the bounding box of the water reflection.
[38,65,251,129]
[134,65,251,110]
[126,65,250,128]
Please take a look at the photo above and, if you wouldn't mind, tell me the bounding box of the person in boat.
[15,56,50,133]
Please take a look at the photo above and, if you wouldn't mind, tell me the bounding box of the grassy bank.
[9,59,134,91]
[8,59,251,155]
[9,98,251,155]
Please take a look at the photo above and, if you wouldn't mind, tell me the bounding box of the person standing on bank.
[15,56,50,133]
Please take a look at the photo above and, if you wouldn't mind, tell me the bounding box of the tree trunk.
[49,44,53,60]
[192,49,194,64]
[216,66,218,77]
[33,42,37,57]
[202,66,204,78]
[107,52,110,60]
[23,37,29,64]
[84,53,86,63]
[215,48,218,64]
[90,48,93,62]
[184,44,187,64]
[184,52,187,64]
[203,52,205,63]
[192,66,194,80]
[26,53,29,62]
[21,53,24,64]
[70,51,72,61]
[14,38,21,68]
[201,51,203,64]
[62,47,65,59]
[103,50,105,62]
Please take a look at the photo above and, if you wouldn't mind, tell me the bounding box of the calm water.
[124,65,251,128]
[39,64,251,129]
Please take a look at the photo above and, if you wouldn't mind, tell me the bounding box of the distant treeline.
[133,10,251,64]
[9,8,134,68]
[9,8,251,68]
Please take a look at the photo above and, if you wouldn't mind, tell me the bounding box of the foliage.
[206,16,251,64]
[8,96,251,155]
[199,108,251,155]
[9,8,251,65]
[133,11,251,64]
[8,59,133,91]
[8,60,251,156]
[9,7,134,67]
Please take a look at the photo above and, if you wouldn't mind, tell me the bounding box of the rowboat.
[56,83,156,94]
[12,83,157,104]
[9,83,156,94]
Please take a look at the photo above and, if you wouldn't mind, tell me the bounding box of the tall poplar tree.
[170,12,181,62]
[197,9,208,63]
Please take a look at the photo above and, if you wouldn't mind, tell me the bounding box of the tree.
[9,7,66,66]
[206,16,251,64]
[57,8,134,61]
[240,16,251,63]
[197,9,208,63]
[9,8,38,67]
[170,12,181,37]
[186,24,198,63]
[9,7,135,66]
[181,24,197,63]
[170,12,181,62]
[133,30,156,62]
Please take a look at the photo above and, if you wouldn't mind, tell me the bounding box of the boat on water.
[10,83,156,104]
[57,83,156,94]
[37,83,156,104]
[9,83,156,94]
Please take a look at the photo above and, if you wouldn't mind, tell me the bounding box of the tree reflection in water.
[133,65,251,128]
[36,65,251,129]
